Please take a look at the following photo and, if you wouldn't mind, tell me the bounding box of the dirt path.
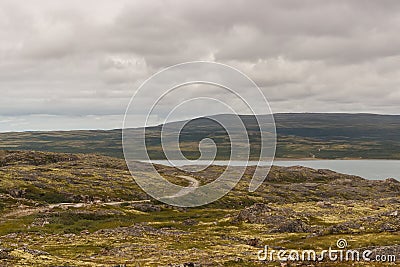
[163,175,200,199]
[48,199,150,208]
[2,200,151,219]
[1,175,199,219]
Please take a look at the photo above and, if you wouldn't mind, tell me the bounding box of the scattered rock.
[379,223,397,232]
[271,219,310,233]
[233,203,273,223]
[182,219,198,226]
[0,150,78,166]
[389,210,398,217]
[7,188,26,198]
[130,203,161,212]
[246,238,260,247]
[324,221,360,234]
[22,247,49,256]
[316,201,332,208]
[95,224,181,237]
[0,247,12,260]
[80,230,90,235]
[356,245,400,261]
[385,178,400,184]
[167,263,200,267]
[30,217,50,227]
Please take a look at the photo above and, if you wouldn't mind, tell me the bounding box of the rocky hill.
[0,150,399,266]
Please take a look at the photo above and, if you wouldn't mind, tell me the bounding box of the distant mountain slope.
[274,113,400,159]
[1,113,400,159]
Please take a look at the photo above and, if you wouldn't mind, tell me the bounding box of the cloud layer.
[0,0,399,131]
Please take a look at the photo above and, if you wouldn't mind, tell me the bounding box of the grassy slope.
[1,113,400,159]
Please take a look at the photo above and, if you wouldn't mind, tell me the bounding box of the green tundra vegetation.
[0,150,399,266]
[1,113,400,160]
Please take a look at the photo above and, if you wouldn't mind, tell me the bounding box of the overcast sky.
[0,0,399,131]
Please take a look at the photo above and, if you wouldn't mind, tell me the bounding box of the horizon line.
[1,112,400,134]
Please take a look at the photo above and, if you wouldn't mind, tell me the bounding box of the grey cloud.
[0,0,399,131]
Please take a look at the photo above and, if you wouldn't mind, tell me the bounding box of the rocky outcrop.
[233,203,274,224]
[0,150,78,166]
[271,219,310,233]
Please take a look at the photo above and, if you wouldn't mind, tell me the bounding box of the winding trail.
[163,175,200,199]
[48,199,150,208]
[2,175,200,219]
[2,200,151,219]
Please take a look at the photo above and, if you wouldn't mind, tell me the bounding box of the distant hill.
[1,113,400,159]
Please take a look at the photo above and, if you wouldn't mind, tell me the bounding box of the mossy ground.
[0,151,399,266]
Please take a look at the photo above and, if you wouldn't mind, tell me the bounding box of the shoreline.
[272,157,397,161]
[146,158,400,162]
